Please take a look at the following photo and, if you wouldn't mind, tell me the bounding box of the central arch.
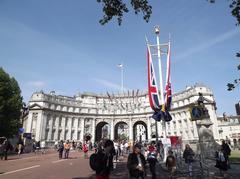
[114,121,129,141]
[95,121,110,142]
[133,121,148,142]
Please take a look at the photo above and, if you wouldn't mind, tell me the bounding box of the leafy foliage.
[208,0,240,25]
[0,68,23,138]
[227,52,240,91]
[97,0,152,25]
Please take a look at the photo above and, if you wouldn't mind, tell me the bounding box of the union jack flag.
[147,46,161,112]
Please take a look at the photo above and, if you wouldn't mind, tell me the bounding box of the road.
[1,150,239,179]
[0,150,95,179]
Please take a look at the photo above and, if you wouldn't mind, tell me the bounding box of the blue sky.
[0,0,239,116]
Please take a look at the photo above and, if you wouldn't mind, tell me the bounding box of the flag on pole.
[147,45,161,112]
[165,41,172,110]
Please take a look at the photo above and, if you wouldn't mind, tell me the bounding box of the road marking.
[52,159,65,163]
[7,153,57,162]
[0,165,40,175]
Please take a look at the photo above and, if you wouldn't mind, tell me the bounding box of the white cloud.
[27,81,46,87]
[174,28,240,62]
[94,78,130,91]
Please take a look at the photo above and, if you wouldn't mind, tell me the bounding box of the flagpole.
[154,26,167,140]
[118,63,124,94]
[154,26,165,107]
[121,64,124,93]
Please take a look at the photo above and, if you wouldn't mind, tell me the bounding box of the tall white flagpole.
[154,26,165,108]
[118,63,124,93]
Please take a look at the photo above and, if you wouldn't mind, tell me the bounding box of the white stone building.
[217,115,240,146]
[23,84,220,146]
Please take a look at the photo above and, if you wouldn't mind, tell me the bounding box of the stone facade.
[22,84,220,146]
[217,115,240,145]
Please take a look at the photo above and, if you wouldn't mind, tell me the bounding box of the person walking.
[215,146,228,178]
[91,139,115,179]
[83,142,89,159]
[127,144,146,179]
[64,140,71,159]
[183,144,195,177]
[0,137,6,160]
[17,137,24,155]
[221,140,231,169]
[3,138,13,160]
[58,140,64,159]
[166,150,176,176]
[147,141,157,179]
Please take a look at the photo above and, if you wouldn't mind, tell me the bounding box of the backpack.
[89,153,102,171]
[147,151,157,162]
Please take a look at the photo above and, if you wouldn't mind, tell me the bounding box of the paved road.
[0,150,95,179]
[0,151,239,179]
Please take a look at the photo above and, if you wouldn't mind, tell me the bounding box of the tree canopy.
[97,0,152,25]
[97,0,240,26]
[0,67,23,138]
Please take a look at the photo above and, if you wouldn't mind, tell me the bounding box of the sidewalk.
[110,156,240,179]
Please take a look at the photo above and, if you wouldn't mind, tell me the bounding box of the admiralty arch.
[23,84,220,146]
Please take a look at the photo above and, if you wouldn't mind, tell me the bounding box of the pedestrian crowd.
[0,136,233,179]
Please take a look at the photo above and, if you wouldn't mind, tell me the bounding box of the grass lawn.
[229,150,240,163]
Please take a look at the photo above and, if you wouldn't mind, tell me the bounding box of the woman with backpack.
[215,146,228,177]
[89,139,115,179]
[147,141,157,179]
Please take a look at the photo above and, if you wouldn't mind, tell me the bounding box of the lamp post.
[154,26,165,108]
[118,63,124,94]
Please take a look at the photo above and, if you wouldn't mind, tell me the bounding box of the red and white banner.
[147,45,161,112]
[165,41,172,110]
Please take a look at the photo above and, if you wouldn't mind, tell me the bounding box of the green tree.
[227,52,240,91]
[97,0,240,26]
[0,67,23,138]
[97,0,152,25]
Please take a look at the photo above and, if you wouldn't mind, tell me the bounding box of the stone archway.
[114,121,129,141]
[95,121,110,142]
[133,121,148,142]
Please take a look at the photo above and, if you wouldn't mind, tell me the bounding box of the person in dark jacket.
[215,146,228,177]
[3,138,13,160]
[127,143,146,179]
[221,140,231,168]
[183,144,195,177]
[95,139,115,179]
[58,140,64,159]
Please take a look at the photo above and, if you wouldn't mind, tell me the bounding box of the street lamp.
[117,63,124,93]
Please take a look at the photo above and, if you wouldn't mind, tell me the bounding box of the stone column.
[54,116,59,140]
[80,118,85,142]
[40,112,47,141]
[91,118,96,143]
[147,116,151,140]
[26,112,33,133]
[110,118,114,140]
[69,117,72,140]
[48,115,53,141]
[62,117,66,140]
[129,117,133,142]
[74,118,78,141]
